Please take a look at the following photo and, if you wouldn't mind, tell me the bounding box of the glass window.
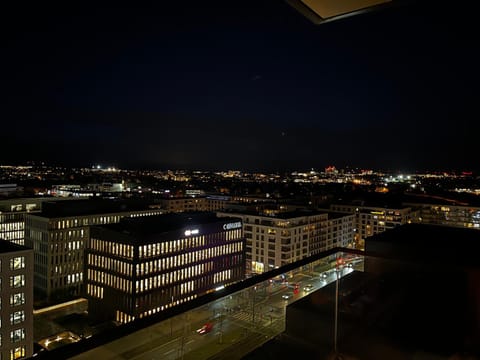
[10,275,25,288]
[10,257,25,270]
[11,310,25,325]
[10,328,25,342]
[10,293,25,307]
[11,346,26,359]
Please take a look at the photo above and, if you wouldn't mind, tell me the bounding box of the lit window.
[11,346,26,359]
[10,293,25,307]
[10,275,25,289]
[10,328,25,342]
[10,257,25,270]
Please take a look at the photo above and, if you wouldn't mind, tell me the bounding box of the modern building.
[0,240,34,360]
[217,209,354,274]
[0,184,21,197]
[0,197,83,246]
[231,195,277,205]
[24,199,164,303]
[205,195,231,212]
[0,198,41,246]
[156,195,230,213]
[405,203,480,230]
[85,212,245,324]
[51,183,124,197]
[330,203,411,249]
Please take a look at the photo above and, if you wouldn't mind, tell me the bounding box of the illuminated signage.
[184,229,199,236]
[223,221,242,230]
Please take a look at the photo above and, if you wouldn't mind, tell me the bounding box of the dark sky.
[1,1,478,171]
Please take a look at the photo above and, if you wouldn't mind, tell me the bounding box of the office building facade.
[85,213,245,324]
[0,197,87,246]
[24,200,163,302]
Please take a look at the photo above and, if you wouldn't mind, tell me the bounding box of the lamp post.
[334,266,339,354]
[333,255,344,357]
[252,286,257,326]
[170,296,174,336]
[218,310,224,344]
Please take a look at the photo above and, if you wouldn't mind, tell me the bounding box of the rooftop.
[220,208,339,220]
[365,223,480,267]
[319,210,354,220]
[0,239,31,254]
[35,199,154,218]
[332,200,411,209]
[95,211,241,237]
[402,193,480,207]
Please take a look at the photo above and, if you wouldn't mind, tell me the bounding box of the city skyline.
[2,1,478,171]
[0,162,477,175]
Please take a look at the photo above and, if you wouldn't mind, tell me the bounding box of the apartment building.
[330,203,411,248]
[217,209,353,274]
[405,203,480,230]
[156,195,231,213]
[0,240,34,360]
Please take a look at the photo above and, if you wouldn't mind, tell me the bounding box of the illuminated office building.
[24,200,164,302]
[85,212,245,324]
[0,240,34,360]
[217,209,353,274]
[0,199,40,246]
[0,197,80,246]
[330,204,411,248]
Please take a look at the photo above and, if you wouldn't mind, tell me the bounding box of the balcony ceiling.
[287,0,393,23]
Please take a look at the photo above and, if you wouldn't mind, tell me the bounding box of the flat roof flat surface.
[365,223,480,267]
[96,212,240,237]
[0,239,31,253]
[35,199,153,218]
[246,253,480,359]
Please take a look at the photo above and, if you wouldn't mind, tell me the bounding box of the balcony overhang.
[286,0,393,24]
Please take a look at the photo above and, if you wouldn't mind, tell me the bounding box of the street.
[71,257,363,360]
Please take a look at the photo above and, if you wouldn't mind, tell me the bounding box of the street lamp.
[252,286,257,327]
[334,266,339,354]
[333,255,346,358]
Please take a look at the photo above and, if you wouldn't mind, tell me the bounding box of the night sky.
[1,1,478,171]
